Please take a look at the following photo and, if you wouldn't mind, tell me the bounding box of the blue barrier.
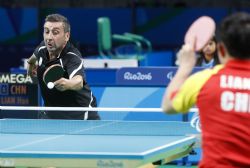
[10,67,204,87]
[139,51,175,66]
[116,67,204,86]
[85,68,117,86]
[91,86,183,121]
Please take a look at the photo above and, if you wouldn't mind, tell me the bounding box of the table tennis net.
[0,119,198,136]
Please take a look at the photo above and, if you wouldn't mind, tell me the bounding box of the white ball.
[47,82,54,89]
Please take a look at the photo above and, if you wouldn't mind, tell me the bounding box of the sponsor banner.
[116,67,204,86]
[0,73,37,84]
[0,73,38,107]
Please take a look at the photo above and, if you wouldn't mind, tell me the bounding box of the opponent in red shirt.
[162,12,250,168]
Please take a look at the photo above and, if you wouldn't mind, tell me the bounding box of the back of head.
[45,13,71,33]
[218,12,250,59]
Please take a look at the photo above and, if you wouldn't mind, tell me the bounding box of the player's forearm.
[167,65,193,97]
[162,44,196,114]
[27,54,37,65]
[162,66,192,113]
[27,54,37,76]
[68,75,84,91]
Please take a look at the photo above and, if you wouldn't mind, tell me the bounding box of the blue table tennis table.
[0,119,199,168]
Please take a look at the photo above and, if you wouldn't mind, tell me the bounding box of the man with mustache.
[27,13,100,120]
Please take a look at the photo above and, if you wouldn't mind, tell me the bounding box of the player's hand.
[54,78,69,91]
[176,44,196,69]
[54,75,83,91]
[27,63,37,77]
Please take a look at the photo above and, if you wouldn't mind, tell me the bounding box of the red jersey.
[172,59,250,167]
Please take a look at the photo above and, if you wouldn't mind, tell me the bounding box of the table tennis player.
[26,13,100,120]
[162,12,250,167]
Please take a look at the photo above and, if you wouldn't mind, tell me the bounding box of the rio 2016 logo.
[123,72,152,81]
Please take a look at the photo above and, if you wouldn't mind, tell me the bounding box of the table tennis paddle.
[184,16,216,51]
[43,64,65,89]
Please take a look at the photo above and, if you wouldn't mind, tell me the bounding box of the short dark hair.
[218,12,250,59]
[45,14,70,33]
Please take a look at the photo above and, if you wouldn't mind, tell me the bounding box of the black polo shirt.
[33,41,99,120]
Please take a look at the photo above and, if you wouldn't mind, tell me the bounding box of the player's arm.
[161,44,196,114]
[27,54,38,77]
[54,53,85,91]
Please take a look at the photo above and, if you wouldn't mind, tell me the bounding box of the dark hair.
[45,14,70,33]
[218,12,250,59]
[196,36,220,66]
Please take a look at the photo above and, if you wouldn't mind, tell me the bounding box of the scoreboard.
[0,73,38,118]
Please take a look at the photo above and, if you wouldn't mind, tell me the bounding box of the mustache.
[45,41,53,44]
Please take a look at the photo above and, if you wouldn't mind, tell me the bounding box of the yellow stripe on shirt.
[172,65,224,113]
